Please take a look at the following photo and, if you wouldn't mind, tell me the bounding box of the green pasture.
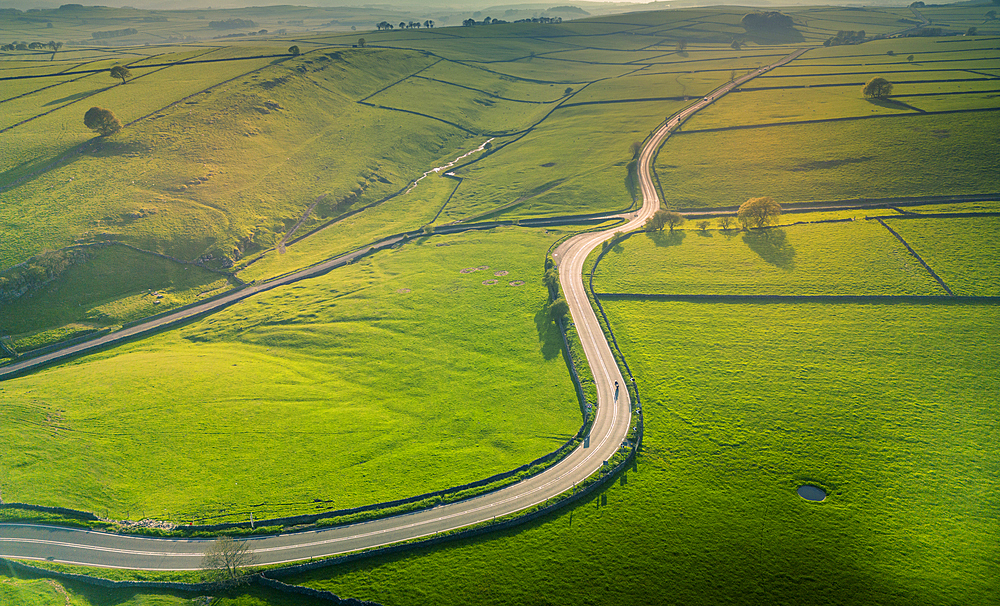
[440,100,682,223]
[591,219,942,296]
[0,47,466,269]
[884,216,1000,296]
[0,569,330,606]
[365,75,558,135]
[569,68,732,104]
[0,53,280,183]
[464,56,638,84]
[236,155,466,282]
[0,227,580,521]
[0,244,230,346]
[418,60,567,103]
[293,299,1000,606]
[658,112,1000,208]
[896,201,1000,214]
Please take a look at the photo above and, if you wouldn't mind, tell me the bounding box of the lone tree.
[718,216,735,230]
[201,536,257,587]
[696,220,710,232]
[109,65,131,84]
[629,141,642,159]
[862,76,892,99]
[738,197,781,229]
[357,38,365,47]
[288,45,300,55]
[83,106,122,135]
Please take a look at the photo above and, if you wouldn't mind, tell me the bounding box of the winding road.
[0,48,809,570]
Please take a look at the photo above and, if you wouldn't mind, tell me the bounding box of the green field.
[290,299,1000,606]
[884,216,1000,296]
[591,218,944,296]
[0,227,580,521]
[659,112,1000,208]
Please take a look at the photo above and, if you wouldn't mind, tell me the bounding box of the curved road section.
[0,48,809,570]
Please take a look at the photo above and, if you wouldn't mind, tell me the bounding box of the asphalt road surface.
[0,48,809,570]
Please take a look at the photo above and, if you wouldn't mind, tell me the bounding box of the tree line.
[1,40,62,52]
[92,27,138,39]
[375,20,434,30]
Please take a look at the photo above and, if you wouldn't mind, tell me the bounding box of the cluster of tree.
[464,17,508,25]
[862,76,893,99]
[92,28,138,39]
[209,18,257,29]
[740,11,794,31]
[1,41,62,51]
[906,27,943,37]
[512,16,563,24]
[375,20,434,30]
[823,30,866,46]
[84,106,122,135]
[645,209,685,232]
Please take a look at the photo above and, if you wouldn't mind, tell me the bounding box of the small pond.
[797,485,827,502]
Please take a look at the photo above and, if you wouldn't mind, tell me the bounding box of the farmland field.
[0,227,581,521]
[883,216,1000,296]
[658,112,1000,208]
[591,217,944,296]
[292,299,1000,606]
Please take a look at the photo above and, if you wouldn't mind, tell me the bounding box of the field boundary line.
[674,106,1000,135]
[594,293,1000,303]
[0,53,294,82]
[0,51,287,194]
[873,217,954,295]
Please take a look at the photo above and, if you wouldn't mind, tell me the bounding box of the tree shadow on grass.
[646,229,686,248]
[866,97,925,113]
[0,136,147,192]
[743,228,795,270]
[695,229,713,238]
[534,304,562,361]
[87,137,151,158]
[43,87,114,107]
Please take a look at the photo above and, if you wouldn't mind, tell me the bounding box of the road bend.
[0,48,810,570]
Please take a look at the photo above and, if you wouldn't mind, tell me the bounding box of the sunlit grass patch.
[591,219,942,296]
[884,216,1000,296]
[658,112,1000,208]
[0,227,580,522]
[292,299,1000,606]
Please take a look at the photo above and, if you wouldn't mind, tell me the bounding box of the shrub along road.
[0,48,808,570]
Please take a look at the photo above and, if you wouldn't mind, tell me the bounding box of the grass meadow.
[0,244,231,351]
[659,112,1000,208]
[0,227,580,522]
[290,299,999,606]
[884,216,1000,296]
[591,218,943,296]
